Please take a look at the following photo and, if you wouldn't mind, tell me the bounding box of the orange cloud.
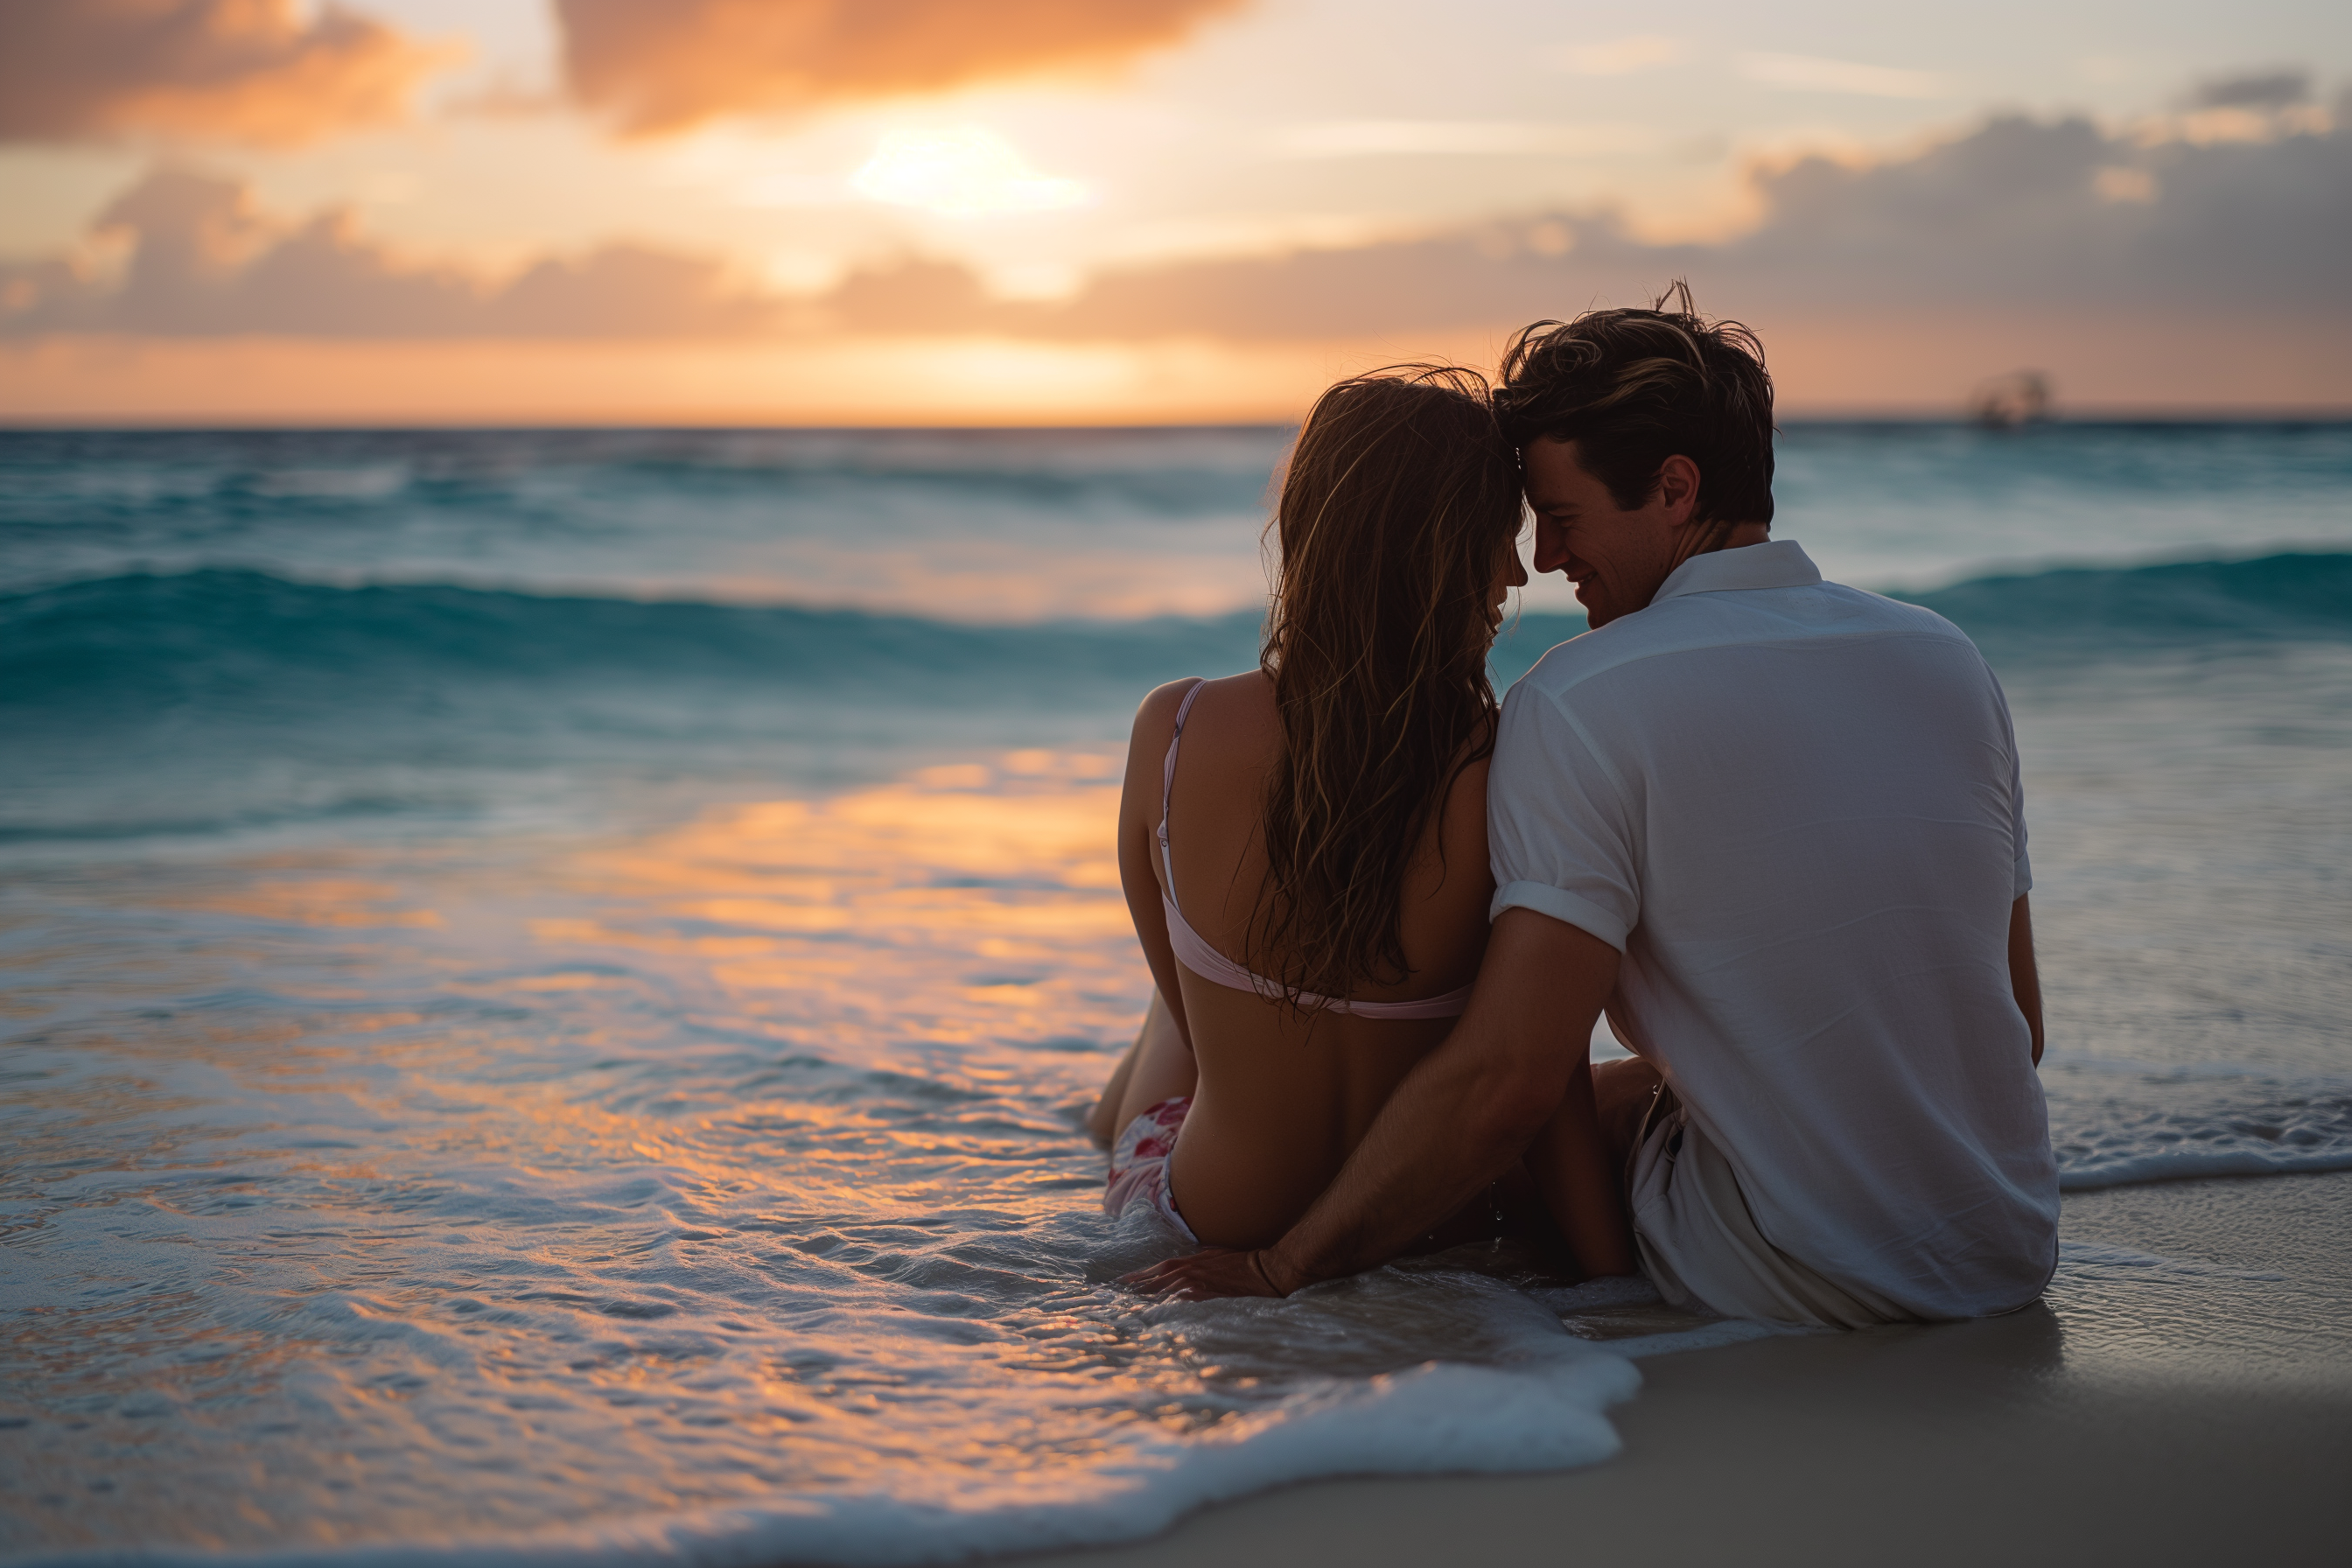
[10,112,2351,417]
[0,0,454,147]
[556,0,1250,135]
[2,167,778,337]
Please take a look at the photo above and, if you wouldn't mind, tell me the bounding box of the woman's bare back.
[1115,670,1495,1248]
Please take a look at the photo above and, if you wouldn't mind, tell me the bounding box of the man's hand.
[1121,1247,1292,1300]
[1124,912,1624,1300]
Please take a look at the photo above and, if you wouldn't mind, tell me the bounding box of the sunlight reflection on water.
[9,674,2352,1562]
[0,752,1670,1563]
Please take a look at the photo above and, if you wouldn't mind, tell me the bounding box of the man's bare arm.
[2008,892,2044,1068]
[1126,908,1624,1298]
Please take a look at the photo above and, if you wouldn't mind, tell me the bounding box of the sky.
[2,0,2348,424]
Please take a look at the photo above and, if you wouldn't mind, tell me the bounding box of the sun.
[850,126,1091,217]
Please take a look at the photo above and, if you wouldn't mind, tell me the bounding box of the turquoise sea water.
[3,425,2349,1564]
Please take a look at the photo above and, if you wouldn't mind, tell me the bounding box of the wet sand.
[1013,1172,2352,1567]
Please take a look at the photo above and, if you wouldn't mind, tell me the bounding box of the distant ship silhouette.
[1968,370,2053,429]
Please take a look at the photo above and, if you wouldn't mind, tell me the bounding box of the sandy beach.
[1016,1172,2352,1567]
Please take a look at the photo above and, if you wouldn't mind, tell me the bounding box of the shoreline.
[1006,1172,2352,1568]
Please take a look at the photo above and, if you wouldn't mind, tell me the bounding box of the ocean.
[4,424,2350,1564]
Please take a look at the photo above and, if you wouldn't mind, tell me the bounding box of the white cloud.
[1089,211,1427,269]
[2161,104,2334,147]
[1739,53,1947,100]
[1272,121,1659,158]
[1554,35,1684,77]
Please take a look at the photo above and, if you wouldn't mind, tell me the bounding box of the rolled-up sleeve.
[1993,672,2033,900]
[2011,771,2034,900]
[1487,682,1641,951]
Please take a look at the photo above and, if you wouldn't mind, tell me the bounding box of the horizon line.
[8,407,2352,435]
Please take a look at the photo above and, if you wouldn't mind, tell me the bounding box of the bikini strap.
[1158,679,1208,900]
[1152,675,1474,1019]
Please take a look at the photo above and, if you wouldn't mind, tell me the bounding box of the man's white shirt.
[1490,538,2059,1320]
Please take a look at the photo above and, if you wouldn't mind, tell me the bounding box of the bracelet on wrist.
[1249,1250,1285,1296]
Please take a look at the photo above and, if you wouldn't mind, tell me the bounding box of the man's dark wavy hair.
[1494,280,1776,533]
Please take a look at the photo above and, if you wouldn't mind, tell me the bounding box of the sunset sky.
[3,0,2348,423]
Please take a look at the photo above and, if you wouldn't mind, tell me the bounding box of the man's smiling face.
[1522,437,1701,629]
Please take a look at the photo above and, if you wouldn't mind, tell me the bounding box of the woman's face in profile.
[1487,522,1530,638]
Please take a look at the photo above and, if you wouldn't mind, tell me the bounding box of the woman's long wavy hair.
[1249,366,1525,1005]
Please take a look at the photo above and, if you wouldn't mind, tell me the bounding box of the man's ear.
[1656,454,1703,522]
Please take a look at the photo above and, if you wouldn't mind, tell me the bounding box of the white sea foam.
[2046,1065,2352,1190]
[2053,1241,2286,1282]
[7,1342,1629,1568]
[2057,1137,2352,1190]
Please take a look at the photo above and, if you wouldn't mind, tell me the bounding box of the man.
[1130,292,2058,1326]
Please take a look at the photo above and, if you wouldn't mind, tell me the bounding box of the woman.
[1087,367,1632,1278]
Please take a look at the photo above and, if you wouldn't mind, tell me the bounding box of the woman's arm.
[1117,681,1201,1053]
[1086,683,1207,1145]
[1087,1029,1145,1149]
[1087,990,1199,1144]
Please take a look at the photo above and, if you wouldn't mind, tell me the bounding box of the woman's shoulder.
[1122,672,1273,825]
[1440,718,1497,823]
[1130,670,1271,738]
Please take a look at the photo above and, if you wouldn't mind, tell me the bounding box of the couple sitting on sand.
[1087,291,2061,1326]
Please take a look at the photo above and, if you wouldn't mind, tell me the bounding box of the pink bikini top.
[1157,680,1474,1019]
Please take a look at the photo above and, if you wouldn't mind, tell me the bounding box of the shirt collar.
[1649,538,1821,606]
